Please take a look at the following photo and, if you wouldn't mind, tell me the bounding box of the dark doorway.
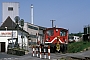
[1,42,5,52]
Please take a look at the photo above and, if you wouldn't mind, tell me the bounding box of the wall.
[18,30,28,50]
[23,22,45,44]
[23,22,28,32]
[0,30,17,52]
[0,30,28,52]
[2,2,19,22]
[27,23,39,42]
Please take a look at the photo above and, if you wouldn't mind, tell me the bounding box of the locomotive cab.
[44,28,68,53]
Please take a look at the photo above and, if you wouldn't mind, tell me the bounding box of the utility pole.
[50,20,55,28]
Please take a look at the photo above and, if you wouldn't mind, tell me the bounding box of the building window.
[30,34,37,38]
[8,7,13,11]
[46,30,54,36]
[28,25,38,30]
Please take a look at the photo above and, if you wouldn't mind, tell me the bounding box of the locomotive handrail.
[45,37,65,44]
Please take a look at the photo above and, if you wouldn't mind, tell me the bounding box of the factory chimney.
[31,4,34,24]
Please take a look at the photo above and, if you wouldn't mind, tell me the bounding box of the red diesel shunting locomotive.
[41,27,68,53]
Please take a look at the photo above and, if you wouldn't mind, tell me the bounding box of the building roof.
[0,16,29,35]
[25,22,46,30]
[0,16,16,30]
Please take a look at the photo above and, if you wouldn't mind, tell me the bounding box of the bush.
[16,50,25,56]
[67,41,90,53]
[7,48,13,54]
[7,48,25,56]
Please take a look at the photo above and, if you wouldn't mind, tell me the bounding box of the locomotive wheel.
[48,43,55,53]
[50,47,55,53]
[63,44,67,53]
[60,44,63,53]
[60,44,67,53]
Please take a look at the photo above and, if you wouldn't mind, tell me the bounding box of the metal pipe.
[31,4,34,24]
[12,21,13,48]
[22,27,23,49]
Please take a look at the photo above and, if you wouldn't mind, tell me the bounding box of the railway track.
[0,49,90,60]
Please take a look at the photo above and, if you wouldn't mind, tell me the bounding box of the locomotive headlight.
[46,38,48,41]
[46,37,50,41]
[48,37,50,40]
[56,29,58,32]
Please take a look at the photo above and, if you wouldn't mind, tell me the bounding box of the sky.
[0,0,90,33]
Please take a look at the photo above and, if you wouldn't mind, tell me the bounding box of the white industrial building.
[2,2,19,23]
[0,2,29,52]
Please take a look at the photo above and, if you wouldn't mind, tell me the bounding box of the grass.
[67,41,90,53]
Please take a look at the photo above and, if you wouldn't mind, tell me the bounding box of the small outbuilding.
[69,36,80,42]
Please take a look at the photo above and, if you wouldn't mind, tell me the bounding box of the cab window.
[60,30,66,36]
[46,30,54,36]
